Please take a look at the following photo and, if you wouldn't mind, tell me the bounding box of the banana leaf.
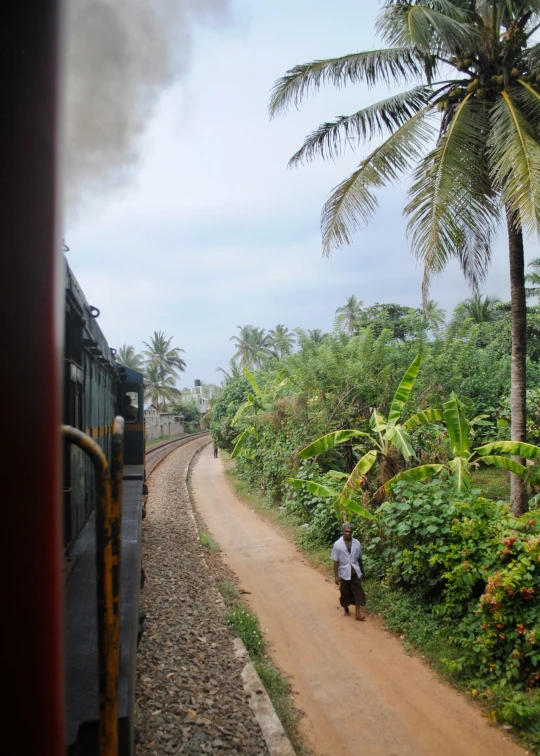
[230,396,254,427]
[377,463,444,499]
[341,498,375,520]
[271,369,289,393]
[288,478,304,490]
[403,408,443,433]
[478,455,529,477]
[369,409,387,434]
[343,450,378,492]
[243,368,262,399]
[231,427,254,458]
[332,496,345,523]
[475,441,540,460]
[529,491,540,507]
[326,470,350,480]
[384,424,414,460]
[288,479,338,498]
[443,396,470,457]
[298,430,370,459]
[449,455,471,492]
[387,354,422,426]
[304,481,338,498]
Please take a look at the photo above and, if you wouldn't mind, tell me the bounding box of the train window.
[122,390,139,423]
[65,307,83,366]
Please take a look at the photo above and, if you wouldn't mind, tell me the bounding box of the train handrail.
[62,417,124,756]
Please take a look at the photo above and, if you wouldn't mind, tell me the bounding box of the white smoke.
[64,0,230,213]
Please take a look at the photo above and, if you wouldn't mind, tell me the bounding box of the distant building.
[144,403,184,441]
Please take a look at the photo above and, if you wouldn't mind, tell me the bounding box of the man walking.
[332,522,367,621]
[213,444,219,458]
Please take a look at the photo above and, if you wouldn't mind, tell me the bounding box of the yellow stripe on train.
[84,423,144,439]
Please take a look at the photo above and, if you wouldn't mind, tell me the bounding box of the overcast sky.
[65,0,538,389]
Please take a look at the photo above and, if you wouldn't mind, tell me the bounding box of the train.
[5,8,151,755]
[62,261,146,755]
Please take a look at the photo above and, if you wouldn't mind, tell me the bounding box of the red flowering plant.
[365,478,540,691]
[452,518,540,690]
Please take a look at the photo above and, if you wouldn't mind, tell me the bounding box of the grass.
[216,579,240,604]
[225,603,266,658]
[471,466,511,500]
[146,434,180,449]
[216,578,309,754]
[146,428,205,450]
[199,529,220,552]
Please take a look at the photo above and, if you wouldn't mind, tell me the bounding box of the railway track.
[145,431,210,477]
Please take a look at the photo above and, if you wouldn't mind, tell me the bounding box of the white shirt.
[331,536,362,580]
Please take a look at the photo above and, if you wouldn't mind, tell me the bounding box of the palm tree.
[525,257,540,300]
[459,293,501,323]
[144,362,180,411]
[216,358,243,385]
[307,329,326,344]
[117,344,144,370]
[143,331,186,380]
[268,324,296,358]
[230,325,272,367]
[270,1,540,514]
[422,300,446,334]
[335,295,364,335]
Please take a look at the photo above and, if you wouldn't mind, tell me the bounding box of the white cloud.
[67,0,539,388]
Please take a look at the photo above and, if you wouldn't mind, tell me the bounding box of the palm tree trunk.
[506,206,528,516]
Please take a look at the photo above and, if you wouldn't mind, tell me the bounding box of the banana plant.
[291,355,445,510]
[230,368,288,458]
[289,452,377,522]
[442,394,540,493]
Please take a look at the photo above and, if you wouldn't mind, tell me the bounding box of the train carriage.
[63,262,146,755]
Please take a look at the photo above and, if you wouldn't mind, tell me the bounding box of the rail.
[145,431,210,477]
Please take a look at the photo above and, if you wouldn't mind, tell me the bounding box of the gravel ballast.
[136,438,270,755]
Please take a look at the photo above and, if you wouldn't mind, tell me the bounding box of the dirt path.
[191,446,526,756]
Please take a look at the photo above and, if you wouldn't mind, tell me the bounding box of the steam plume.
[64,0,230,213]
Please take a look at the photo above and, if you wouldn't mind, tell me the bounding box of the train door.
[63,297,85,548]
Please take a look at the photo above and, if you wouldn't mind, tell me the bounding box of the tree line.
[270,0,540,516]
[219,287,540,375]
[117,330,186,410]
[117,331,221,423]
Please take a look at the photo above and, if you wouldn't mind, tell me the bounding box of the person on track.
[332,522,367,621]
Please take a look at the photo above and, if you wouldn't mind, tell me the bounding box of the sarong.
[339,572,366,608]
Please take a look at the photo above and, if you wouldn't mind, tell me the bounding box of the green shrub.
[225,602,265,660]
[364,478,540,693]
[199,530,219,552]
[216,579,240,605]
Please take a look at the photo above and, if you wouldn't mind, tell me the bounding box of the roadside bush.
[210,377,251,451]
[364,478,540,694]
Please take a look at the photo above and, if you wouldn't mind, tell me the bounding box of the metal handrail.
[62,417,124,756]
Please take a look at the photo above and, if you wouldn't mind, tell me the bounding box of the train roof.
[64,258,116,369]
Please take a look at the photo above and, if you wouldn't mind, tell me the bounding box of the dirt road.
[191,446,525,756]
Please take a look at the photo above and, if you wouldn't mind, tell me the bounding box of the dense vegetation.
[211,296,540,748]
[271,0,540,514]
